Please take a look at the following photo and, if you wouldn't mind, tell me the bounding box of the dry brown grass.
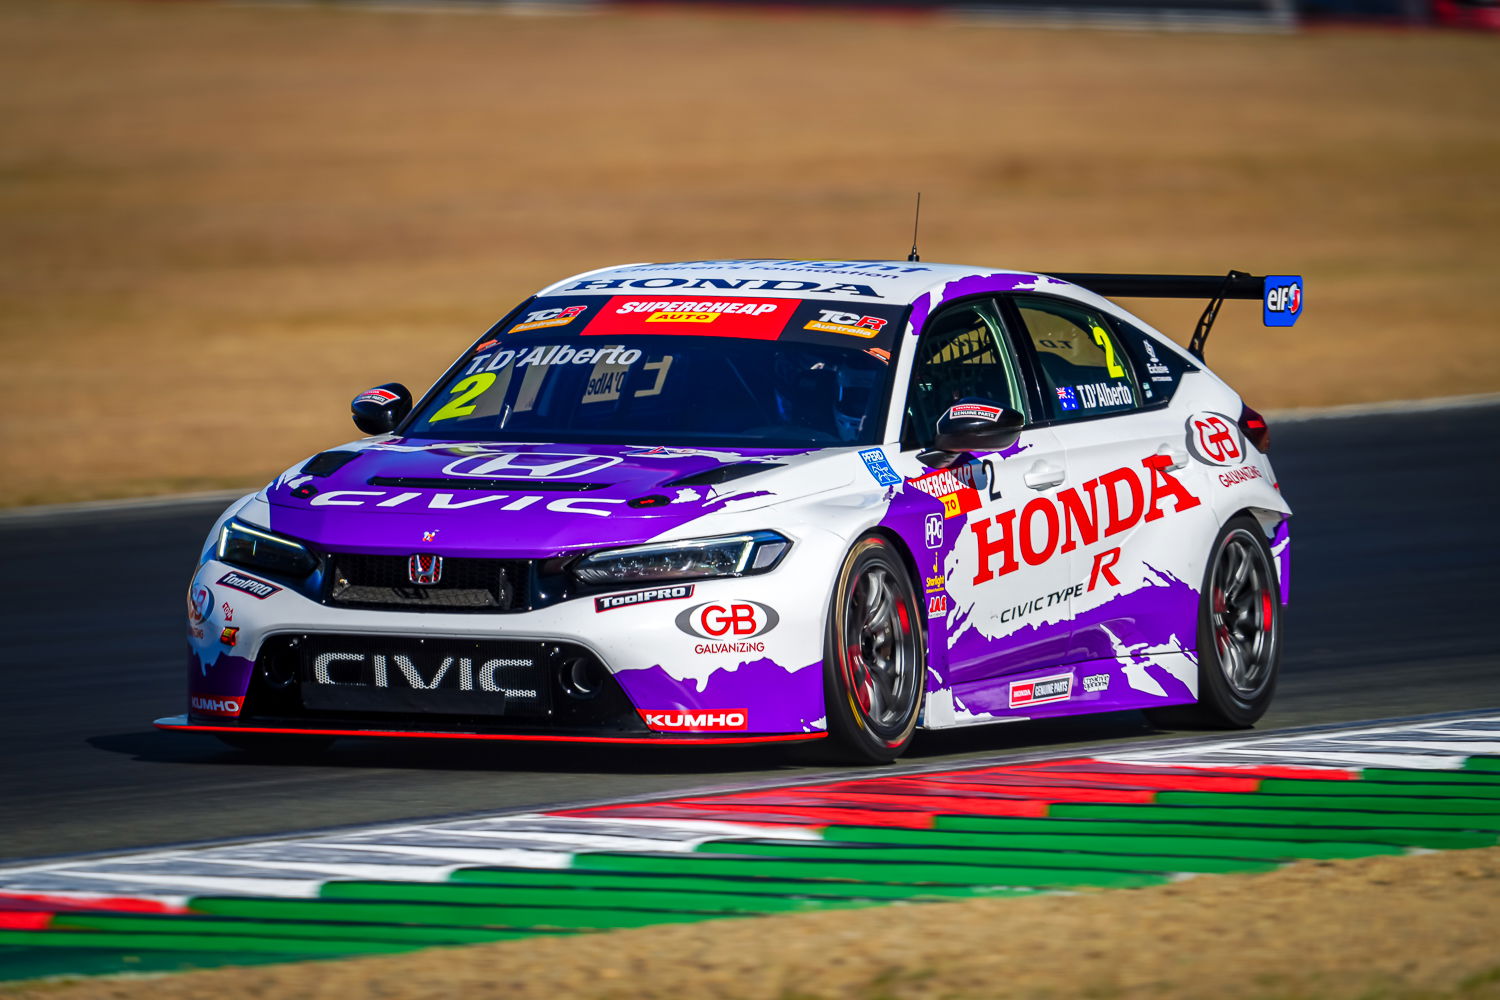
[1,1,1498,506]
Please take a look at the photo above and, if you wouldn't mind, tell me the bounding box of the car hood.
[262,438,854,556]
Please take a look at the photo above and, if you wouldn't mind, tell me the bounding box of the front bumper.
[182,551,833,740]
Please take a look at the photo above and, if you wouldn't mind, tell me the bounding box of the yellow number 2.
[1091,325,1125,379]
[428,373,496,422]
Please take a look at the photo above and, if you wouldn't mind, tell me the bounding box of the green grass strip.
[1153,791,1500,814]
[693,839,1276,875]
[820,825,1401,860]
[1258,778,1500,800]
[0,928,412,957]
[931,815,1495,849]
[0,945,306,982]
[189,896,728,931]
[1464,756,1500,772]
[571,851,1168,889]
[52,913,535,946]
[1360,768,1500,786]
[452,867,1037,901]
[319,879,863,915]
[1051,802,1500,831]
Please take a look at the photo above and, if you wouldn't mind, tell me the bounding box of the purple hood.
[264,439,835,557]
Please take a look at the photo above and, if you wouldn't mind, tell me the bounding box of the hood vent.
[368,476,606,492]
[301,451,362,477]
[665,463,781,488]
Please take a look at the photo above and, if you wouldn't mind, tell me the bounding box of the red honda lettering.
[971,510,1019,584]
[1142,454,1203,521]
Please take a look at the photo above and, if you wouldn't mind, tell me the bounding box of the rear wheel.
[822,536,925,763]
[1146,516,1282,729]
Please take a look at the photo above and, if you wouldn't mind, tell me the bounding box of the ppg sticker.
[1263,275,1303,327]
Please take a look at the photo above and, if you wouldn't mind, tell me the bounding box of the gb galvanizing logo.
[675,600,779,654]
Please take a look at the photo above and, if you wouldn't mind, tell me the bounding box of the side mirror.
[351,383,412,435]
[920,399,1024,467]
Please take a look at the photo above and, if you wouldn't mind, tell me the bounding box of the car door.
[1003,294,1211,678]
[899,297,1071,690]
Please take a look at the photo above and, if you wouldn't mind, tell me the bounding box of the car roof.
[535,259,1053,307]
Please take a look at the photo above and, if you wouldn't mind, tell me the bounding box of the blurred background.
[0,0,1496,507]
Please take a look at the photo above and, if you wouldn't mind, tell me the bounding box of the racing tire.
[1145,515,1282,730]
[215,733,335,757]
[821,535,926,764]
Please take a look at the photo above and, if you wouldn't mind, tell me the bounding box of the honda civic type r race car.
[158,259,1301,762]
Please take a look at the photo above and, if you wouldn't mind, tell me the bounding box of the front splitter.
[152,715,827,746]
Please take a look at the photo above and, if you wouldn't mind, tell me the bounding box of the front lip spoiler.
[153,715,826,746]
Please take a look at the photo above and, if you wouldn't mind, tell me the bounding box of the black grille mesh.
[327,554,530,611]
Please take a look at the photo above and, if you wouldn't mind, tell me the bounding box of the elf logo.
[1263,275,1304,327]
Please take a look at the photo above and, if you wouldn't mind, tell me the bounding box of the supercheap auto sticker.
[498,297,908,353]
[3,715,1500,982]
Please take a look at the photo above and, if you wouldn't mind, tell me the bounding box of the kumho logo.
[674,600,780,640]
[640,710,749,732]
[970,455,1201,584]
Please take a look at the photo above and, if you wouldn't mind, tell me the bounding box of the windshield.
[405,296,904,448]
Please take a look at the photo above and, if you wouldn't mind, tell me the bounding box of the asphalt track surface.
[3,402,1497,862]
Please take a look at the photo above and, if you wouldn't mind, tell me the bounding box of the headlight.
[572,531,791,587]
[217,519,318,578]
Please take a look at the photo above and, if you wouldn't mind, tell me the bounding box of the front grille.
[297,634,551,717]
[326,554,530,612]
[239,634,646,732]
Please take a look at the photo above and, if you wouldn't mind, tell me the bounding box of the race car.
[157,259,1299,762]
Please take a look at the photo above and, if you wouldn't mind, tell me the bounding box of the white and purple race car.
[158,259,1300,762]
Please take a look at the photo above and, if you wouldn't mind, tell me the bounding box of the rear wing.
[1043,270,1303,361]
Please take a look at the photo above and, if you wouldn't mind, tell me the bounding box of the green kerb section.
[570,850,1171,888]
[929,815,1497,850]
[691,839,1279,875]
[819,825,1405,860]
[9,748,1500,985]
[448,867,1036,901]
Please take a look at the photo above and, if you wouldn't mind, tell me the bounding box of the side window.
[903,300,1022,449]
[1013,296,1140,421]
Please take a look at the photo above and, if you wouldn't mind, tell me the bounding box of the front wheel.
[1146,516,1282,730]
[822,536,926,763]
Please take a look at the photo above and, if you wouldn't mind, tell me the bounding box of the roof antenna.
[907,193,922,263]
